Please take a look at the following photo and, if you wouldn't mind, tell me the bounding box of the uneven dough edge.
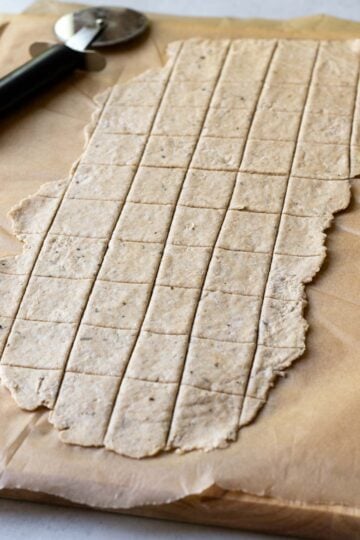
[0,39,355,459]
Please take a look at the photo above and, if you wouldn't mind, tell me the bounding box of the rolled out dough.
[0,37,359,458]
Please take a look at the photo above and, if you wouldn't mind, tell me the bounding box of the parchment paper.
[0,2,360,537]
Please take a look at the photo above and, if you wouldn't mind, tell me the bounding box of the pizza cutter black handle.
[0,44,85,115]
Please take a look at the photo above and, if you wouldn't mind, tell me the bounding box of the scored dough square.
[83,281,150,330]
[83,133,146,167]
[219,210,279,253]
[37,178,67,198]
[301,113,352,145]
[0,316,13,351]
[231,172,287,213]
[258,83,308,112]
[105,377,177,458]
[268,40,317,84]
[128,167,185,204]
[247,346,303,400]
[307,84,356,115]
[0,365,62,410]
[169,206,223,247]
[10,196,59,234]
[50,372,119,446]
[0,234,42,275]
[314,41,359,87]
[250,109,301,141]
[205,248,269,296]
[194,290,261,342]
[179,169,235,209]
[293,142,349,179]
[266,254,324,301]
[192,136,245,171]
[67,325,136,377]
[34,235,107,279]
[2,319,76,369]
[52,199,120,239]
[285,177,350,217]
[98,105,155,134]
[0,274,28,318]
[114,202,173,244]
[241,139,295,175]
[169,385,243,451]
[163,81,213,108]
[259,298,307,348]
[144,285,199,334]
[203,108,252,138]
[67,164,134,201]
[111,81,165,106]
[222,39,275,82]
[153,105,205,136]
[212,81,260,110]
[99,240,162,283]
[19,276,91,323]
[183,337,255,394]
[275,214,331,256]
[157,244,210,288]
[142,135,196,168]
[127,331,188,383]
[172,39,229,81]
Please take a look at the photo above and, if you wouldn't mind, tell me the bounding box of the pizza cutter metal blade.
[0,6,149,115]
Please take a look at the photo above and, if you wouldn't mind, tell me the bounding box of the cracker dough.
[82,132,146,167]
[67,164,134,201]
[34,235,107,279]
[114,202,173,243]
[153,104,205,136]
[128,167,185,205]
[231,172,287,213]
[99,240,163,283]
[212,81,261,109]
[203,108,252,138]
[169,205,224,247]
[2,319,76,369]
[157,244,211,288]
[0,233,42,275]
[67,325,137,377]
[19,276,91,323]
[10,196,59,234]
[192,136,245,170]
[51,198,120,239]
[0,38,358,458]
[105,377,178,458]
[99,105,155,134]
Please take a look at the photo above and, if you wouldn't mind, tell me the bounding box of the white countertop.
[1,497,293,540]
[1,1,359,539]
[1,0,360,20]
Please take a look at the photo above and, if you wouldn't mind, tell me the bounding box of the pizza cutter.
[0,6,149,115]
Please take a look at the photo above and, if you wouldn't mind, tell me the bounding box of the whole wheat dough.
[0,37,359,459]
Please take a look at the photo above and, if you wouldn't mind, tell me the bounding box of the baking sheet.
[0,1,360,536]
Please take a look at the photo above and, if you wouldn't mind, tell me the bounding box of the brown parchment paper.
[1,2,360,538]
